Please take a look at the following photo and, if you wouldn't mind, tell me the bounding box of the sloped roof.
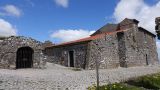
[46,30,127,48]
[91,24,118,36]
[119,18,139,26]
[46,18,156,48]
[138,27,156,37]
[91,18,139,36]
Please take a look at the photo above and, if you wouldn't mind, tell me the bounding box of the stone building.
[45,18,159,69]
[0,36,46,69]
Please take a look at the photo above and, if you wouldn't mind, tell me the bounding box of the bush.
[126,73,160,89]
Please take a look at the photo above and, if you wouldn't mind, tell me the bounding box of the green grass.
[126,73,160,89]
[88,73,160,90]
[88,83,142,90]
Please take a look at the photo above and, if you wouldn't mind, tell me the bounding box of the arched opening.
[16,47,33,69]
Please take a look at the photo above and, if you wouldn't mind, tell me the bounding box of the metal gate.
[16,47,33,69]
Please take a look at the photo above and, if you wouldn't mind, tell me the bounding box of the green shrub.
[88,73,160,90]
[126,74,160,89]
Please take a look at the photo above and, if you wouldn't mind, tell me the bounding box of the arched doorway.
[16,47,33,69]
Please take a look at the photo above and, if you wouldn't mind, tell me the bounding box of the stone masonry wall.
[123,26,143,67]
[117,31,127,67]
[0,36,46,69]
[47,43,88,69]
[87,25,158,69]
[87,34,120,69]
[123,25,158,67]
[45,26,158,70]
[45,28,158,70]
[44,19,158,70]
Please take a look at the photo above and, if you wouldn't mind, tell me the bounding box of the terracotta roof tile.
[46,29,127,48]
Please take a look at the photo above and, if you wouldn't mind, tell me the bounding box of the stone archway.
[16,47,33,69]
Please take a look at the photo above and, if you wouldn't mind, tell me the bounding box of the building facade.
[45,18,159,69]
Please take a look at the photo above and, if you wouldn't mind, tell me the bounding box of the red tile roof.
[46,29,127,48]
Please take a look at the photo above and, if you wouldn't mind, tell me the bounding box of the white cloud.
[54,0,69,8]
[114,0,160,34]
[2,5,21,17]
[50,29,95,42]
[0,18,17,37]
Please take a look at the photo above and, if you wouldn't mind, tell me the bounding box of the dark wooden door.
[16,47,33,69]
[69,51,74,67]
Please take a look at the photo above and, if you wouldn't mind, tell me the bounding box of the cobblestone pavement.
[0,63,160,90]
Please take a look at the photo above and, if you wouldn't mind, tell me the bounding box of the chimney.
[155,17,160,39]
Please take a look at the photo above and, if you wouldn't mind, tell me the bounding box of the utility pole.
[96,57,99,90]
[95,43,100,90]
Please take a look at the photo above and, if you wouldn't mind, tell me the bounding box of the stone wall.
[87,24,158,69]
[44,18,158,70]
[45,43,88,69]
[45,27,158,70]
[87,34,120,69]
[117,31,127,67]
[123,26,158,67]
[123,25,143,67]
[0,36,46,69]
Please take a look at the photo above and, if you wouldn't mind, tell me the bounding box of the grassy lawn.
[88,73,160,90]
[88,83,142,90]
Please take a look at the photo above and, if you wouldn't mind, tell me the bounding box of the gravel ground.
[0,63,160,90]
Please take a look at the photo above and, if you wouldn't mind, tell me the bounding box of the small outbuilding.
[0,36,46,69]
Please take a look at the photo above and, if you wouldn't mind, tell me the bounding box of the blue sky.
[0,0,118,42]
[0,0,159,59]
[0,0,159,42]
